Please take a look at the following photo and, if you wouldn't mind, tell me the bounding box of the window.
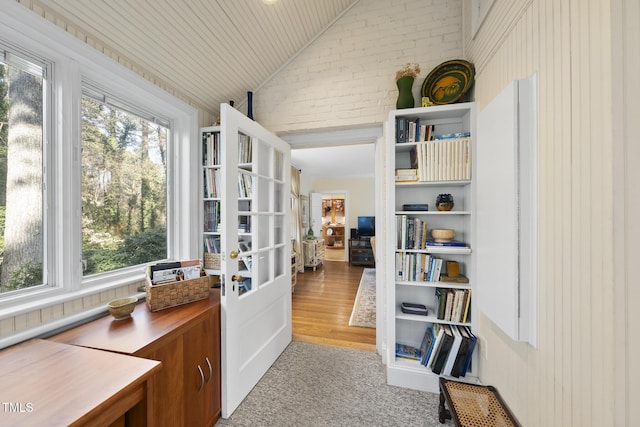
[81,91,169,275]
[0,48,47,294]
[0,4,198,316]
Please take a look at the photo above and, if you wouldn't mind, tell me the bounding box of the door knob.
[229,250,239,259]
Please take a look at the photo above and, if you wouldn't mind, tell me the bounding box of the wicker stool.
[439,377,521,426]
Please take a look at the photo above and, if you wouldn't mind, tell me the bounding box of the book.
[436,288,447,319]
[432,258,443,281]
[451,325,473,377]
[461,289,472,323]
[431,325,454,374]
[443,325,463,376]
[443,290,455,321]
[450,289,463,322]
[419,326,436,366]
[426,240,468,248]
[434,132,471,140]
[439,274,469,284]
[426,326,444,369]
[396,118,408,143]
[460,326,477,376]
[180,259,202,280]
[395,343,421,361]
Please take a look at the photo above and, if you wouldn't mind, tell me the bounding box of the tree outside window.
[81,95,168,275]
[0,57,45,293]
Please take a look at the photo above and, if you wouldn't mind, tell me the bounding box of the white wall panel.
[464,0,631,426]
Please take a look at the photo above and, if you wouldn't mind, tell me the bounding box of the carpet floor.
[215,341,454,427]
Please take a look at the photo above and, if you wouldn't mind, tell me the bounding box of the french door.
[219,104,292,418]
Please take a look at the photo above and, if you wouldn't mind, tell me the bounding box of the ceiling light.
[261,0,278,4]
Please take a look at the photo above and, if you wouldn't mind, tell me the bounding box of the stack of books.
[396,324,477,378]
[395,168,418,182]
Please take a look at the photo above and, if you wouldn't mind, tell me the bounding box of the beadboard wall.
[254,0,463,133]
[15,0,216,128]
[464,0,638,426]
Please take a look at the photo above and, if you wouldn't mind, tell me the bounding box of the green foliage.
[117,226,167,265]
[4,261,43,292]
[83,227,166,275]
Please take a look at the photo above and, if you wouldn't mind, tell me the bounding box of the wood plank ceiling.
[25,0,358,117]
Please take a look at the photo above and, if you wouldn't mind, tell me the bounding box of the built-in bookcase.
[385,103,478,393]
[200,126,254,294]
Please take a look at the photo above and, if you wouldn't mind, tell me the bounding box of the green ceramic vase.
[395,76,415,109]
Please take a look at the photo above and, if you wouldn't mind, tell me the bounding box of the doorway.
[283,125,383,354]
[316,192,348,262]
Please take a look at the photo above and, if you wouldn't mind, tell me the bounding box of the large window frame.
[0,4,199,316]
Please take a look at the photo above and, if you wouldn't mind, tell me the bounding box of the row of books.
[204,237,220,253]
[396,118,435,143]
[396,323,476,378]
[436,288,471,323]
[396,215,427,250]
[204,200,221,233]
[408,137,471,182]
[238,133,252,164]
[204,168,221,199]
[202,131,220,166]
[238,172,253,198]
[202,131,253,167]
[395,215,468,250]
[395,252,444,282]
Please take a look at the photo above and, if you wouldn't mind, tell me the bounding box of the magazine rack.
[145,275,212,311]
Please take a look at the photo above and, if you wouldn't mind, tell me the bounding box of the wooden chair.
[370,236,376,261]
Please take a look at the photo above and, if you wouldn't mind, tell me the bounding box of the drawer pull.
[197,365,204,392]
[205,357,212,383]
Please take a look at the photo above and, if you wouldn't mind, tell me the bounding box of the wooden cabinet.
[349,238,375,266]
[322,224,345,248]
[50,291,221,427]
[385,103,477,393]
[0,339,160,427]
[303,239,325,270]
[184,314,219,427]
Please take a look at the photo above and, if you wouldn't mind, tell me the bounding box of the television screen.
[357,216,375,237]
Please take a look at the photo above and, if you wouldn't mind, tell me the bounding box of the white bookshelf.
[385,103,478,393]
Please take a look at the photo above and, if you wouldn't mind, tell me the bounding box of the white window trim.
[0,3,199,319]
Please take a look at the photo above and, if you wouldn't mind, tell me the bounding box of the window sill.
[0,270,147,350]
[0,269,147,320]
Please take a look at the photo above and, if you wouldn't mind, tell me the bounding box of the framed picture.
[301,195,309,229]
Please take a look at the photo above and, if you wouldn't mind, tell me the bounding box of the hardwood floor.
[292,260,376,352]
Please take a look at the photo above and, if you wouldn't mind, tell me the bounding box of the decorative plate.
[421,60,475,105]
[326,228,334,236]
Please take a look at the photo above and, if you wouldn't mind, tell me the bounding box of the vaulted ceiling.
[26,0,359,117]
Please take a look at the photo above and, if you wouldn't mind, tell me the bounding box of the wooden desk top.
[0,339,161,427]
[51,290,221,356]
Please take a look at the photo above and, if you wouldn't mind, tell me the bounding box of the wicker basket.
[203,252,221,269]
[145,275,211,312]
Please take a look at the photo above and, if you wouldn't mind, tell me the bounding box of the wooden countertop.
[51,290,220,356]
[0,339,161,427]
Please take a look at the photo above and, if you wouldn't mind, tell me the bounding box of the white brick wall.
[254,0,463,133]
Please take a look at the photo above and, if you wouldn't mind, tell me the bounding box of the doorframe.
[279,124,385,357]
[312,190,349,262]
